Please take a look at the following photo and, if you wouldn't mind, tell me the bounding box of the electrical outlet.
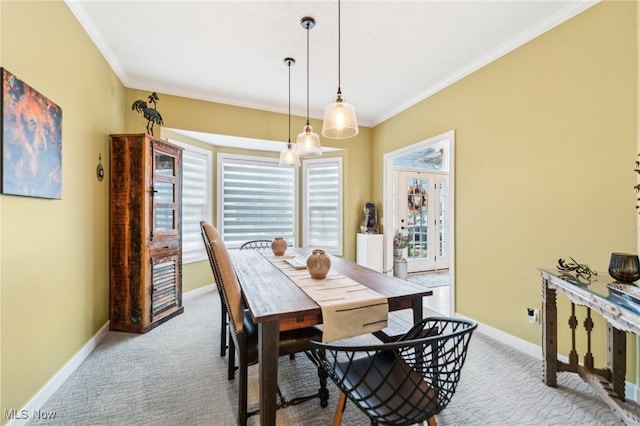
[527,307,539,324]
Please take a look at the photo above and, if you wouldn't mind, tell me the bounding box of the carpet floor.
[28,290,627,425]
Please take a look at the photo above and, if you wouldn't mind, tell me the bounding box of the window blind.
[180,145,211,263]
[303,158,342,255]
[220,155,296,249]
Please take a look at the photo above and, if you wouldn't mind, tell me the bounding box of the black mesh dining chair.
[239,239,272,250]
[310,317,477,426]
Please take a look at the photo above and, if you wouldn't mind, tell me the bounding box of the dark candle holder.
[608,253,640,284]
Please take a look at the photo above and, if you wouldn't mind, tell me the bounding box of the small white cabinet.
[356,233,384,273]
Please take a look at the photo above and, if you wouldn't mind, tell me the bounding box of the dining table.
[230,247,433,426]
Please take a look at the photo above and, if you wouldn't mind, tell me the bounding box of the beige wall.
[374,1,638,372]
[0,0,126,418]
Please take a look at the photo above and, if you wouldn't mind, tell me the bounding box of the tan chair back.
[200,221,244,336]
[200,223,220,289]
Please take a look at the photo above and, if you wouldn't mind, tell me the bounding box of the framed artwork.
[1,68,62,199]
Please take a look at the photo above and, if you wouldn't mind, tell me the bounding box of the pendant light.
[322,0,359,139]
[296,16,322,157]
[279,57,300,167]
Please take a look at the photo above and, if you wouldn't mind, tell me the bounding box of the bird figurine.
[131,92,163,136]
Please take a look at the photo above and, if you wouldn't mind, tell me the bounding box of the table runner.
[265,253,389,342]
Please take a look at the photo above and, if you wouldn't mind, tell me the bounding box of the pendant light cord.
[306,22,311,126]
[288,59,292,145]
[337,0,342,94]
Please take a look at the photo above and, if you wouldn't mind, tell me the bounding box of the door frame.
[382,130,455,315]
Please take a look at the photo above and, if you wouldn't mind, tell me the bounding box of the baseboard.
[7,321,110,426]
[455,312,638,403]
[8,285,216,425]
[628,382,638,403]
[183,283,215,301]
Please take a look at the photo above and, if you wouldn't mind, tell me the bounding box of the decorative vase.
[608,252,640,283]
[307,249,331,279]
[271,237,287,256]
[393,248,408,280]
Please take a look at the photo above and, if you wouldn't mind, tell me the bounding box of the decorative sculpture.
[307,249,331,279]
[132,92,164,136]
[360,201,379,234]
[557,257,597,285]
[271,237,287,256]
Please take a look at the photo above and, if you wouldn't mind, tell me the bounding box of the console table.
[540,268,640,424]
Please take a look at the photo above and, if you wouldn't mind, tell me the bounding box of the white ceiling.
[66,0,597,129]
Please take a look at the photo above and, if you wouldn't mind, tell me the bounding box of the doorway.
[383,130,455,316]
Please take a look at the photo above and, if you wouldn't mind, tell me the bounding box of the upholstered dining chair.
[239,237,295,362]
[239,239,272,251]
[201,221,327,425]
[200,221,230,357]
[310,317,477,426]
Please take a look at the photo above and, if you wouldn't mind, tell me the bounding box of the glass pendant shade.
[279,57,299,167]
[322,94,358,139]
[297,17,322,158]
[323,0,358,139]
[296,124,321,156]
[279,142,300,166]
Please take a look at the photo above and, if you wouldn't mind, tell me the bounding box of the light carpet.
[28,289,625,425]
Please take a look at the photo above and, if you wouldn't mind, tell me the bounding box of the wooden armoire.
[109,133,184,333]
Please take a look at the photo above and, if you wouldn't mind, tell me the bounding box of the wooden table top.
[230,248,432,325]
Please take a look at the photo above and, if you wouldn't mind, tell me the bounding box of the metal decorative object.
[96,153,104,182]
[393,248,408,280]
[132,92,163,136]
[557,257,597,285]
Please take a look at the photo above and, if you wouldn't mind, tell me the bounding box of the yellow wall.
[0,0,126,417]
[374,1,638,370]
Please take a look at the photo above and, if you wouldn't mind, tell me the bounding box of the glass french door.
[397,171,449,272]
